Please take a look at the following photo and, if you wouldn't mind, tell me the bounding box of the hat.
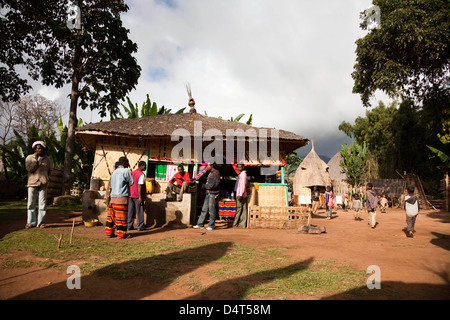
[32,141,46,149]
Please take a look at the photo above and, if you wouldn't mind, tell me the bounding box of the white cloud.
[28,0,386,157]
[37,86,61,101]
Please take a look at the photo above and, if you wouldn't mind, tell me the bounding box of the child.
[404,186,420,238]
[343,195,349,212]
[380,194,388,213]
[351,194,362,221]
[325,186,334,220]
[366,183,378,228]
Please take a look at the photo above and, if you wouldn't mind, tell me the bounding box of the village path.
[0,206,449,300]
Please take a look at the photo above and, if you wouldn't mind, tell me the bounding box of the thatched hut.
[75,113,310,228]
[293,143,331,205]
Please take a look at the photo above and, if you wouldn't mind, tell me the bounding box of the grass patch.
[0,200,82,221]
[2,258,56,269]
[0,227,367,299]
[207,245,366,299]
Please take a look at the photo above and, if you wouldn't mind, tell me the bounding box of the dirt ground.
[1,206,449,300]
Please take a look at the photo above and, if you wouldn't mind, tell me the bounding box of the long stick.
[70,218,75,245]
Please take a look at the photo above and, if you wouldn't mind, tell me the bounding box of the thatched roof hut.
[75,113,310,228]
[327,151,346,181]
[77,113,307,150]
[75,113,309,180]
[293,143,331,203]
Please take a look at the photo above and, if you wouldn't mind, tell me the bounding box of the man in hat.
[25,141,52,228]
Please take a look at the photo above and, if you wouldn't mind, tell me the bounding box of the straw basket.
[248,206,308,229]
[83,219,98,227]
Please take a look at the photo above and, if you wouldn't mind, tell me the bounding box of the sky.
[32,0,389,160]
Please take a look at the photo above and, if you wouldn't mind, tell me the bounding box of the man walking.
[106,156,134,238]
[233,164,249,228]
[25,141,52,229]
[128,161,146,231]
[193,163,220,230]
[366,183,378,228]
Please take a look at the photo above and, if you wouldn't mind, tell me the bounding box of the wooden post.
[70,218,75,245]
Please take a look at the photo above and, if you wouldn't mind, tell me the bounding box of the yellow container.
[145,178,154,193]
[83,219,98,227]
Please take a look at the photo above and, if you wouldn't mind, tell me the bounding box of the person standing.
[366,183,378,228]
[325,186,334,220]
[128,161,146,232]
[232,164,248,228]
[105,156,134,239]
[193,163,220,230]
[165,164,190,201]
[404,186,420,238]
[311,186,320,214]
[25,141,52,229]
[379,194,389,213]
[351,194,362,221]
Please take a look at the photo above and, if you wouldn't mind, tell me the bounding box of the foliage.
[339,139,368,187]
[0,95,65,140]
[205,111,253,125]
[0,117,94,191]
[1,0,141,193]
[1,0,141,115]
[285,151,303,175]
[111,94,186,119]
[427,145,449,167]
[339,101,399,177]
[339,99,448,194]
[352,0,449,107]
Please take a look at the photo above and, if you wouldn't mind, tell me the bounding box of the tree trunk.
[62,80,79,195]
[62,37,82,195]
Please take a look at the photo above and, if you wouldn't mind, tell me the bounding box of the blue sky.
[34,0,389,159]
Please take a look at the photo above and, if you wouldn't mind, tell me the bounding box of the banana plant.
[427,145,449,166]
[112,94,185,119]
[213,112,253,125]
[1,116,94,191]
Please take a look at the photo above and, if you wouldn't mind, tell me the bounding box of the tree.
[6,95,65,138]
[339,139,368,187]
[339,101,398,178]
[352,1,449,173]
[352,0,449,107]
[1,1,141,193]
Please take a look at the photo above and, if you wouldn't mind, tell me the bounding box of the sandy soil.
[0,206,449,300]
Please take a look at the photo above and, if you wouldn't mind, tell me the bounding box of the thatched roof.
[75,113,309,153]
[327,151,346,181]
[293,143,331,194]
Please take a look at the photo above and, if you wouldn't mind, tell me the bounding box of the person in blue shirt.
[105,156,134,238]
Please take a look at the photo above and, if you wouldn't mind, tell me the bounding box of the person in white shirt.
[404,186,420,238]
